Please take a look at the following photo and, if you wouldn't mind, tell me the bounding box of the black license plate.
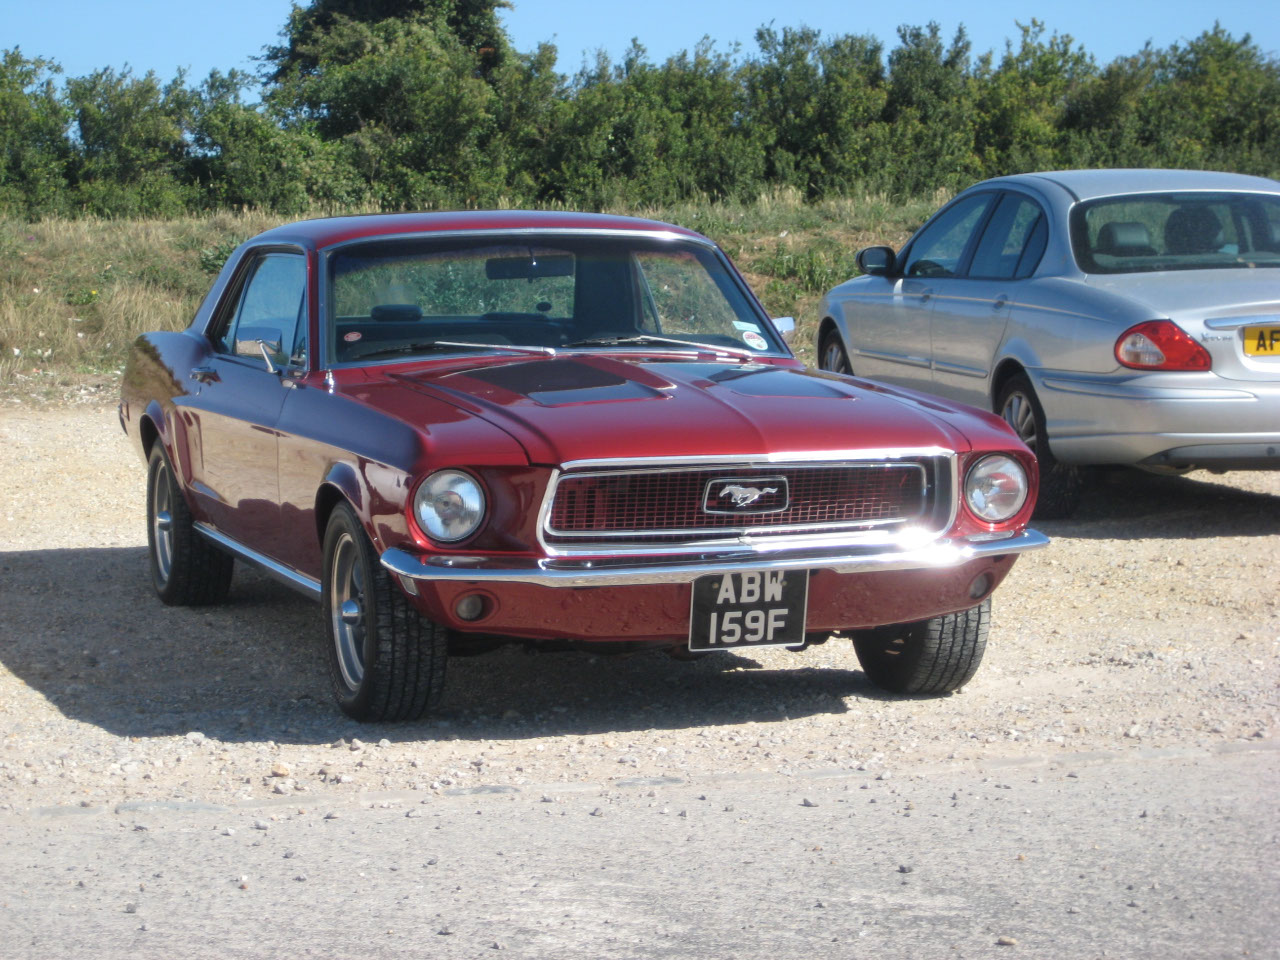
[689,570,808,651]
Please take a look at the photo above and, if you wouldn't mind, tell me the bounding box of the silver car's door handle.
[190,366,220,383]
[993,295,1009,310]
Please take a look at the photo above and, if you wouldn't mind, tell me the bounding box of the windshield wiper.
[347,340,556,361]
[566,334,757,359]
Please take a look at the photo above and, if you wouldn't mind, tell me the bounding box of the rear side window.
[968,194,1047,280]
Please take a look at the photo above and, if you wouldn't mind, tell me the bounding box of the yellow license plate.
[1243,325,1280,356]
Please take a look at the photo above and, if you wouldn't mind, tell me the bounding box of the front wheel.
[322,503,447,722]
[146,445,233,606]
[852,599,990,695]
[819,329,852,375]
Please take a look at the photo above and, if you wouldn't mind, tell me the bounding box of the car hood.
[1083,269,1280,321]
[374,355,996,465]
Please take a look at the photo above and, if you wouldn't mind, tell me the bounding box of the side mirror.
[770,316,796,345]
[234,326,284,373]
[855,246,897,277]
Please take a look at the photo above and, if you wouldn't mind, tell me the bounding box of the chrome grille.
[544,461,937,545]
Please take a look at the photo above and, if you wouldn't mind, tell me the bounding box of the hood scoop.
[705,365,857,399]
[444,357,668,406]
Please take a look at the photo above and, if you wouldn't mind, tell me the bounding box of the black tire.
[322,503,447,722]
[819,329,852,374]
[996,374,1082,519]
[852,598,990,695]
[146,444,233,606]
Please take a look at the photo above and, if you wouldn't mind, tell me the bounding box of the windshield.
[1070,191,1280,274]
[326,234,781,364]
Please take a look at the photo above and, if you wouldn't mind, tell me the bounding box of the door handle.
[190,366,220,383]
[993,295,1009,310]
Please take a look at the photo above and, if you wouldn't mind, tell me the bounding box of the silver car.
[817,169,1280,516]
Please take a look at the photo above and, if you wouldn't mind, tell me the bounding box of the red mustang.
[119,211,1046,721]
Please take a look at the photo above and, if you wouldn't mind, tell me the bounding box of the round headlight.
[413,470,486,542]
[964,455,1029,523]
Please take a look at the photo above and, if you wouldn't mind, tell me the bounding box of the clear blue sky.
[5,0,1275,84]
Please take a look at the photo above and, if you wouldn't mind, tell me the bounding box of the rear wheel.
[852,599,990,695]
[996,374,1082,519]
[146,445,233,606]
[322,503,447,722]
[819,329,852,374]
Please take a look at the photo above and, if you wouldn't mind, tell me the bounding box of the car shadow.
[0,546,890,746]
[1039,468,1280,540]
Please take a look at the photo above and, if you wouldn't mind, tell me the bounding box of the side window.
[902,193,994,279]
[218,253,307,364]
[969,194,1047,280]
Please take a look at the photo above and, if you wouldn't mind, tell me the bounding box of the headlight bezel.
[963,454,1030,524]
[411,469,488,544]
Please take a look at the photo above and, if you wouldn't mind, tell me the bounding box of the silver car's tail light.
[413,470,486,542]
[1115,320,1211,371]
[964,455,1028,523]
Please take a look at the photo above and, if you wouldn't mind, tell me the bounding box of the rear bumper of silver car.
[379,529,1050,588]
[1037,371,1280,467]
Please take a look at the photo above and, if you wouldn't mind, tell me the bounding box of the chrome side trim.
[194,523,322,599]
[1204,315,1280,331]
[380,529,1049,588]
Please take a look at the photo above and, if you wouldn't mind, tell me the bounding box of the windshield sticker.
[743,331,768,351]
[343,331,362,342]
[733,320,760,331]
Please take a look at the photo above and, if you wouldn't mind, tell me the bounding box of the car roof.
[249,210,705,250]
[978,168,1280,202]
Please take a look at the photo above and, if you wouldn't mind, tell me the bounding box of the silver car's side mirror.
[855,246,896,277]
[771,316,797,345]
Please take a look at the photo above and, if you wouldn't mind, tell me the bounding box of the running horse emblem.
[718,484,779,508]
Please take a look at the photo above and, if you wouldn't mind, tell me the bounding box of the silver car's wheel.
[819,330,852,375]
[321,503,448,722]
[995,375,1082,519]
[145,445,233,606]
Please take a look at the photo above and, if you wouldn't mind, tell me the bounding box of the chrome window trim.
[535,451,957,558]
[315,228,787,371]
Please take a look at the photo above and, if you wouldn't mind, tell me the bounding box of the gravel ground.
[2,405,1279,960]
[1,404,1277,812]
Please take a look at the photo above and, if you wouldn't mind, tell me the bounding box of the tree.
[65,66,196,216]
[0,48,72,216]
[743,26,888,197]
[971,21,1096,177]
[881,24,978,194]
[265,0,512,82]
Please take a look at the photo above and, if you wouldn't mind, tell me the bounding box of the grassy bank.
[0,191,938,402]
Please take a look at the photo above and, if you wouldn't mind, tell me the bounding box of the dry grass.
[0,196,937,402]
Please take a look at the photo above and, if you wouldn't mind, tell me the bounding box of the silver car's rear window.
[1070,192,1280,274]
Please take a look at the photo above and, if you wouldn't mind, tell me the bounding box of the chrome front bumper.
[380,529,1049,588]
